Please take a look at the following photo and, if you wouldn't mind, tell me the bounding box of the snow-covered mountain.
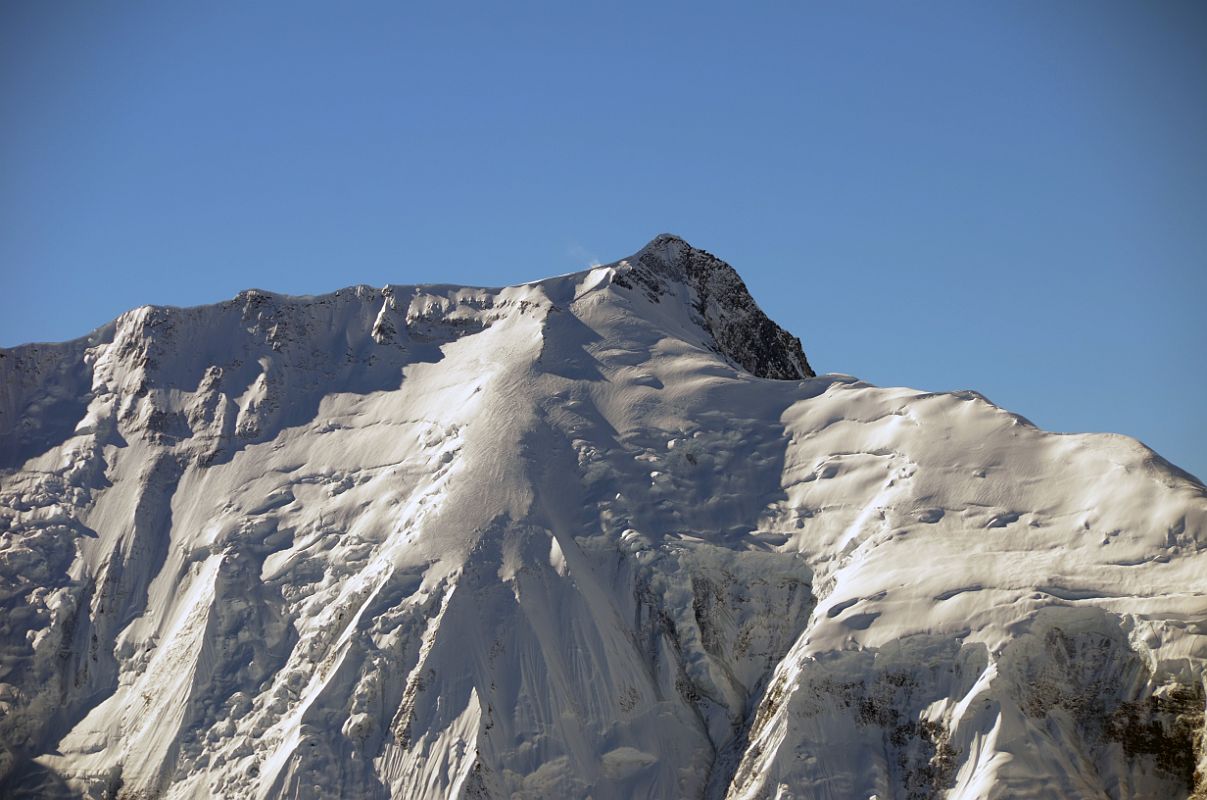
[1,234,1204,799]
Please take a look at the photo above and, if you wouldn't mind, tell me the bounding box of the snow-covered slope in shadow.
[0,236,1203,799]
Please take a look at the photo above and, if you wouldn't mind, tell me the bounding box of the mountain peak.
[613,235,815,380]
[635,231,691,258]
[1,236,1203,800]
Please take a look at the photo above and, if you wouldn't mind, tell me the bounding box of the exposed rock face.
[0,237,1203,799]
[614,234,814,380]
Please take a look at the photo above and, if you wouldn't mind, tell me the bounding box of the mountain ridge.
[0,237,1204,799]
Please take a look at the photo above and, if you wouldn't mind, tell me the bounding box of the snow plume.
[568,241,602,268]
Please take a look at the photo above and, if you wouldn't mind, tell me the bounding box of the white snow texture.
[0,235,1204,799]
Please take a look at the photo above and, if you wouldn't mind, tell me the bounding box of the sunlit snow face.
[1,240,1202,800]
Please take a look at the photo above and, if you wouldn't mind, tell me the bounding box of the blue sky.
[2,2,1204,479]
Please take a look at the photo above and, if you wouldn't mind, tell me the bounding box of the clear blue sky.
[2,2,1204,480]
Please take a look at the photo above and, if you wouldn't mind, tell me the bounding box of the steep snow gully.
[0,235,1204,799]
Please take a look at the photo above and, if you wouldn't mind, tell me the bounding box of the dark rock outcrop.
[614,234,814,380]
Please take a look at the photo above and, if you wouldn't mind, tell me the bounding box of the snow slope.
[0,235,1203,799]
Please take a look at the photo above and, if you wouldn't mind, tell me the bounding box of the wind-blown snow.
[0,236,1203,799]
